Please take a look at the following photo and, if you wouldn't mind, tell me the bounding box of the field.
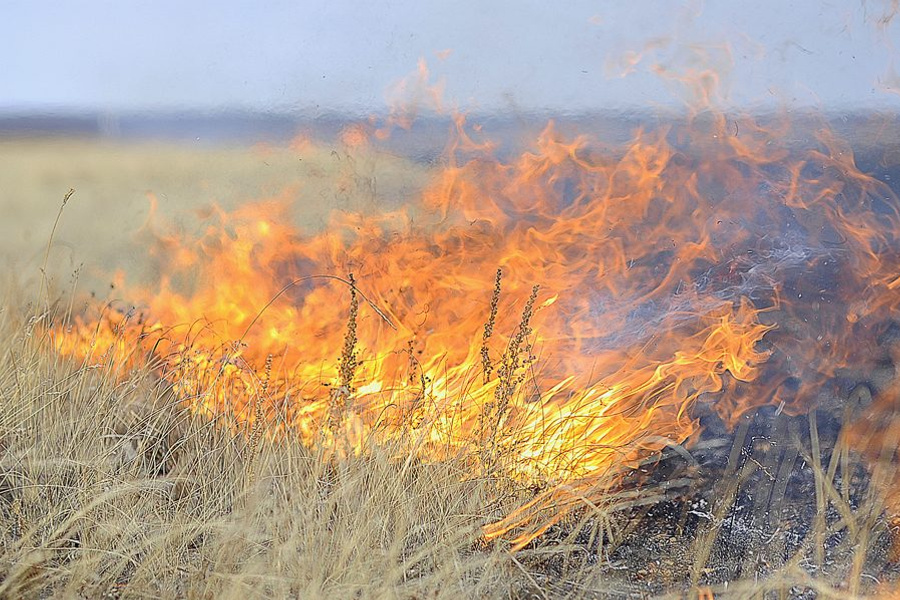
[1,136,898,599]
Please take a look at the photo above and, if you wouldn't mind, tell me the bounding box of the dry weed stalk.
[404,339,429,429]
[481,268,502,384]
[245,353,272,487]
[493,284,539,420]
[328,273,359,432]
[479,283,540,469]
[37,188,74,312]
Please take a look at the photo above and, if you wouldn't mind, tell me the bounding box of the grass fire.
[2,105,900,597]
[4,4,900,595]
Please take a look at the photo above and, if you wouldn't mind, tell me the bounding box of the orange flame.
[51,109,900,544]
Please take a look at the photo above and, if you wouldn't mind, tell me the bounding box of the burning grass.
[0,284,520,598]
[1,274,898,598]
[44,113,900,540]
[3,119,900,596]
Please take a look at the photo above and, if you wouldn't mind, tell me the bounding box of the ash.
[514,405,899,598]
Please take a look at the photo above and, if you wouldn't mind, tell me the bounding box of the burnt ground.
[512,404,900,598]
[503,135,900,599]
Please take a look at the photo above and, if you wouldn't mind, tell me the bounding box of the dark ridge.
[0,109,898,170]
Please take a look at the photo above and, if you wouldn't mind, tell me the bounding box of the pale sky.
[2,0,899,114]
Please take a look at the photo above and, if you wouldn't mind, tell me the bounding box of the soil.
[516,405,900,597]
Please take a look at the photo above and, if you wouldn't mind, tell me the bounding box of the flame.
[50,109,900,544]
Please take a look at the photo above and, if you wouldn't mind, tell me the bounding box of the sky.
[2,0,900,115]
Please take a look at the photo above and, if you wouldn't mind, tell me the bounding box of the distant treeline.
[0,110,897,165]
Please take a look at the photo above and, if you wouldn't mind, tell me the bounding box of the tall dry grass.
[1,138,898,598]
[2,271,896,599]
[0,277,541,599]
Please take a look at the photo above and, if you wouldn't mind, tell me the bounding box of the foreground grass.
[3,283,899,599]
[0,292,543,598]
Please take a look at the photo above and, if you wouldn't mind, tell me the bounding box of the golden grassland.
[0,137,430,287]
[0,137,897,598]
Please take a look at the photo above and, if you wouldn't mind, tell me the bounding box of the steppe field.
[0,135,897,599]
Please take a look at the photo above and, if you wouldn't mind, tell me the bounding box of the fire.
[51,110,900,545]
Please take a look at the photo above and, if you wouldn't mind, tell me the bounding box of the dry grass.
[2,282,895,598]
[1,138,898,598]
[0,281,528,599]
[0,141,525,598]
[0,137,430,289]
